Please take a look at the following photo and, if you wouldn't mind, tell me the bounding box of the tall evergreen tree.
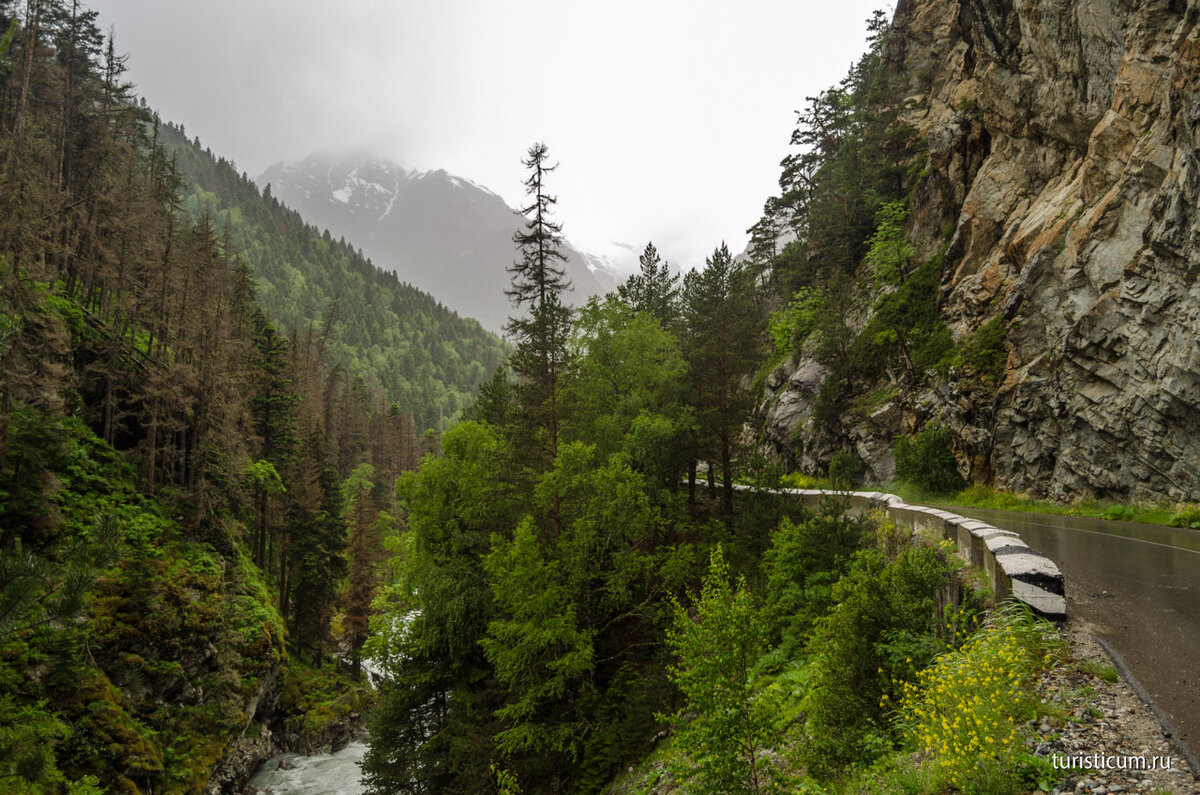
[617,242,679,329]
[682,243,762,513]
[341,463,387,680]
[505,142,573,467]
[284,429,347,656]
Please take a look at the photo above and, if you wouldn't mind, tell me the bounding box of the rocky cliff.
[761,0,1200,502]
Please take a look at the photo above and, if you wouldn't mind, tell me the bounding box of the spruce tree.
[505,143,572,466]
[617,241,680,329]
[682,243,762,513]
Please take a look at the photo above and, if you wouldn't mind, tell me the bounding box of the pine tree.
[341,463,387,679]
[284,429,347,656]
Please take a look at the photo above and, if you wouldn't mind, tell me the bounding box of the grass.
[878,481,1193,529]
[1079,659,1119,684]
[772,469,1198,532]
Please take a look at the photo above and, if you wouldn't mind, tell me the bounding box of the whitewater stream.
[246,741,367,794]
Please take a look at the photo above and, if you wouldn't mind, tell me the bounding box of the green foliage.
[864,200,913,286]
[828,450,864,488]
[286,430,348,656]
[894,423,964,494]
[484,516,595,756]
[1079,658,1119,684]
[567,296,691,485]
[766,11,918,289]
[1,511,122,642]
[0,15,455,791]
[800,532,956,776]
[952,316,1009,382]
[1169,504,1200,529]
[485,441,686,773]
[243,459,285,494]
[0,19,17,65]
[854,258,954,381]
[618,242,681,329]
[0,691,101,794]
[895,604,1066,793]
[682,243,763,512]
[0,414,287,793]
[277,658,376,737]
[767,287,822,354]
[665,544,779,794]
[762,504,868,658]
[903,483,1181,528]
[363,421,512,793]
[492,762,525,795]
[1100,504,1136,521]
[377,421,508,670]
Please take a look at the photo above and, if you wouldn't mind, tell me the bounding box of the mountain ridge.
[259,152,619,332]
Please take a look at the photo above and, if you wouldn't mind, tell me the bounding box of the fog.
[87,0,886,270]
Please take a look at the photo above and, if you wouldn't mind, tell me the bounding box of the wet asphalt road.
[948,506,1200,770]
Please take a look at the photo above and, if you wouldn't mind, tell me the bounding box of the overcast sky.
[88,1,886,272]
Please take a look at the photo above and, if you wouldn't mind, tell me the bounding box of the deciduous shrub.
[799,533,956,776]
[767,287,823,354]
[894,423,964,494]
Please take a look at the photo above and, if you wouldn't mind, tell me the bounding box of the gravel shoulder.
[1033,619,1198,795]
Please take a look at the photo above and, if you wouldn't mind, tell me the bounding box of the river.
[246,741,367,793]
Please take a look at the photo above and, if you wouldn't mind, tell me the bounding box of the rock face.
[764,0,1200,502]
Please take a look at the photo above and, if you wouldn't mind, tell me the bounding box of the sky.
[87,1,887,273]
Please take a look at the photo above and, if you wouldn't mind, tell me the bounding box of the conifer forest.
[3,2,1199,794]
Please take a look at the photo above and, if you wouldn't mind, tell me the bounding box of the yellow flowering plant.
[893,602,1066,793]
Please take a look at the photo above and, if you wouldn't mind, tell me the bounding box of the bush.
[763,504,868,657]
[894,423,964,494]
[800,534,956,776]
[828,450,864,488]
[850,259,954,382]
[895,604,1066,793]
[1169,504,1200,529]
[767,287,823,354]
[955,316,1008,382]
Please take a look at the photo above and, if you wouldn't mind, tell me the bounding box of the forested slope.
[160,124,508,432]
[359,138,1070,793]
[0,3,417,790]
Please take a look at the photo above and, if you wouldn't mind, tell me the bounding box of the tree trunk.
[721,435,734,515]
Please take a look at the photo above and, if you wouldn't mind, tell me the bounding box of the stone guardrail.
[725,484,1067,620]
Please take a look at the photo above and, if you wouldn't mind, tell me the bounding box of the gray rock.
[755,0,1200,504]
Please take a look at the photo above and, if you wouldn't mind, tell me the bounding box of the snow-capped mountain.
[577,239,639,286]
[258,153,616,332]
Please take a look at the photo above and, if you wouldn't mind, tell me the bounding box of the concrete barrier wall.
[726,485,1067,620]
